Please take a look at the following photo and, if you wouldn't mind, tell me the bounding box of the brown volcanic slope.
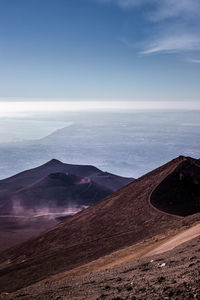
[9,233,200,300]
[0,159,133,251]
[0,156,199,293]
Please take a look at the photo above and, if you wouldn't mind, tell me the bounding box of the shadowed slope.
[150,157,200,216]
[0,156,199,293]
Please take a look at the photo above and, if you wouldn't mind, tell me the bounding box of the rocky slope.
[4,232,200,299]
[0,156,199,293]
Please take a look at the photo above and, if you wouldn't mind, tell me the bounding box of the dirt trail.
[7,226,200,300]
[146,222,200,256]
[38,222,200,285]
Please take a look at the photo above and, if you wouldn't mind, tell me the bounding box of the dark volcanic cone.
[0,159,133,193]
[0,160,133,251]
[0,156,199,293]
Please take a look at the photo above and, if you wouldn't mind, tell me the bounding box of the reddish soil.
[3,232,200,299]
[0,156,199,294]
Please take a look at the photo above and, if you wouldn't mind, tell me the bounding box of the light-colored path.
[146,223,200,256]
[31,222,200,286]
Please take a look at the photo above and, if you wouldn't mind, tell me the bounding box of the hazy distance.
[0,101,199,179]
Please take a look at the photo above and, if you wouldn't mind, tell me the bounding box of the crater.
[150,159,200,217]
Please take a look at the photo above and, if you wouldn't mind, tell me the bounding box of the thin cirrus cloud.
[96,0,200,20]
[187,58,200,64]
[141,34,200,55]
[147,0,200,21]
[95,0,200,59]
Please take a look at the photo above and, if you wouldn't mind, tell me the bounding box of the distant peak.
[178,155,186,159]
[51,158,61,163]
[46,159,63,165]
[175,156,200,169]
[175,155,190,163]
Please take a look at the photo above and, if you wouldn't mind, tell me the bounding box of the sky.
[0,0,200,100]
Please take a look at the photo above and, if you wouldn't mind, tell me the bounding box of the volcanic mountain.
[0,159,133,251]
[0,158,133,193]
[0,156,199,293]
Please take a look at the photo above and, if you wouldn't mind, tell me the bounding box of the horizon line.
[0,100,200,115]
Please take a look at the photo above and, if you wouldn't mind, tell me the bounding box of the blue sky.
[0,0,200,100]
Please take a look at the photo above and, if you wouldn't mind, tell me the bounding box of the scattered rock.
[188,263,195,267]
[157,263,166,268]
[157,276,166,283]
[126,285,133,291]
[104,285,110,290]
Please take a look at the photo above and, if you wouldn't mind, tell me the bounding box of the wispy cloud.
[141,34,200,55]
[96,0,200,59]
[95,0,145,9]
[186,58,200,64]
[96,0,200,20]
[117,37,136,48]
[149,0,200,21]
